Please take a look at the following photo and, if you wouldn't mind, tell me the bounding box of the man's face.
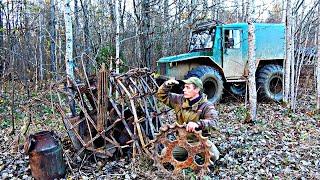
[183,83,200,99]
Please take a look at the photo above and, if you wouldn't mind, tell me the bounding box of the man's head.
[182,77,203,100]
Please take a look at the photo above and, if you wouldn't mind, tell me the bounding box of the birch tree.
[64,0,75,81]
[290,5,295,110]
[115,0,120,73]
[284,0,293,104]
[64,0,80,149]
[245,0,257,122]
[63,0,76,125]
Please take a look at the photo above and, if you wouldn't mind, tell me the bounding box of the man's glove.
[164,79,179,86]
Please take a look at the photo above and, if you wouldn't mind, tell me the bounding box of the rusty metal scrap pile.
[63,66,163,158]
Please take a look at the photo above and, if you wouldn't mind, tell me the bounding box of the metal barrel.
[25,131,66,180]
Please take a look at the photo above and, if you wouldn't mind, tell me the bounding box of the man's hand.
[164,79,179,86]
[186,122,199,132]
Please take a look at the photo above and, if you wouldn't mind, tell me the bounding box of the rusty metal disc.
[150,123,214,175]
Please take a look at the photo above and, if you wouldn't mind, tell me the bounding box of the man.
[156,77,220,161]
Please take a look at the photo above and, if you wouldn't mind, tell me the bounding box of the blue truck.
[157,22,285,103]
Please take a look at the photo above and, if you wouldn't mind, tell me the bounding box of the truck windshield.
[189,29,214,52]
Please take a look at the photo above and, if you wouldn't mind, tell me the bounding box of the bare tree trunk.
[74,0,79,62]
[9,0,16,133]
[115,0,120,73]
[141,0,151,67]
[133,0,142,66]
[161,0,169,57]
[22,0,32,107]
[0,0,4,85]
[64,0,81,149]
[189,0,196,26]
[0,0,2,50]
[176,0,182,25]
[284,0,292,104]
[245,0,257,123]
[202,0,208,20]
[64,0,75,81]
[174,0,182,53]
[21,0,32,139]
[80,0,91,72]
[294,10,312,112]
[234,0,239,22]
[56,4,63,73]
[242,0,249,22]
[108,0,115,37]
[39,0,44,81]
[135,26,141,67]
[120,0,126,33]
[5,0,11,82]
[317,4,320,111]
[214,0,221,21]
[50,0,56,79]
[10,53,15,135]
[241,0,246,21]
[290,11,295,110]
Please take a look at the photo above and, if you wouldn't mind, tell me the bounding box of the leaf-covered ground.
[1,87,320,179]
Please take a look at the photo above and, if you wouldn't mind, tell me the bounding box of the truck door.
[222,29,244,80]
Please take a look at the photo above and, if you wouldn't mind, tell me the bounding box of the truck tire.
[257,64,283,102]
[185,66,224,103]
[229,83,246,96]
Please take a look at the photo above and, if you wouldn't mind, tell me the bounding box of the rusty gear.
[149,123,214,175]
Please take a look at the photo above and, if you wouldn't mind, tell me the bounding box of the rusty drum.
[25,131,66,180]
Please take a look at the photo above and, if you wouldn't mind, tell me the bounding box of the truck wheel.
[229,83,246,96]
[257,64,283,102]
[185,66,224,103]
